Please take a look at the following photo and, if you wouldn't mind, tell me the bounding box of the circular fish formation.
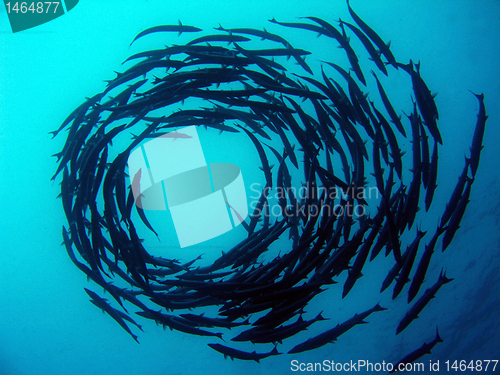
[52,2,487,366]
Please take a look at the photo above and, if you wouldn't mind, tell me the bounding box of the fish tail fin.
[271,346,280,355]
[435,327,444,343]
[439,269,454,284]
[316,311,328,321]
[437,225,447,236]
[49,130,59,138]
[414,60,420,72]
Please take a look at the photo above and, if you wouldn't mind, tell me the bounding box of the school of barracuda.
[52,0,487,368]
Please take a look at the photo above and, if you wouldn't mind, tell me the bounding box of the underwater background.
[1,0,500,374]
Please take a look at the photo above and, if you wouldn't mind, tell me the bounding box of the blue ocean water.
[1,0,499,374]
